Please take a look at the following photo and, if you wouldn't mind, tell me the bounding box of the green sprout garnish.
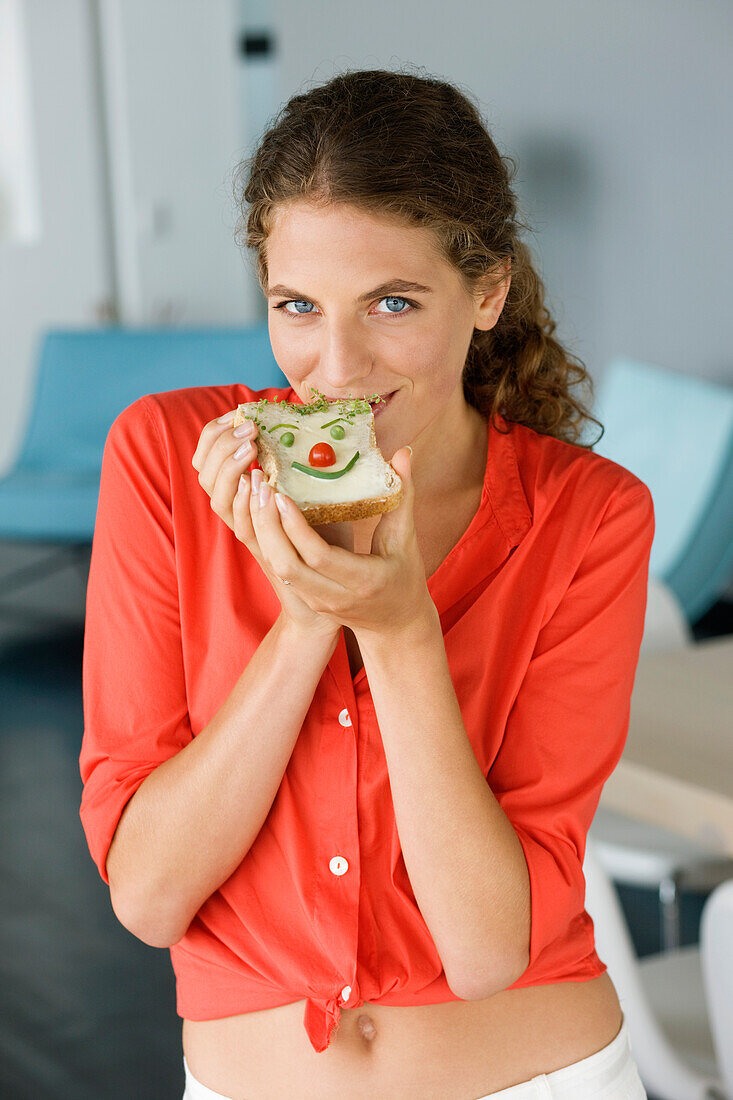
[305,386,387,418]
[241,388,386,432]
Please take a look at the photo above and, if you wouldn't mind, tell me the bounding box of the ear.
[473,258,511,331]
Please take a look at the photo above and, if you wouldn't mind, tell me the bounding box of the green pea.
[330,424,345,440]
[280,431,295,447]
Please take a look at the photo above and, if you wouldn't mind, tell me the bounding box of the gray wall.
[271,0,733,388]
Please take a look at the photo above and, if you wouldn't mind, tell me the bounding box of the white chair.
[700,880,733,1096]
[583,835,729,1099]
[638,573,695,655]
[589,576,733,952]
[590,803,733,954]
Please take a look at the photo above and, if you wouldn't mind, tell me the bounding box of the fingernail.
[407,445,413,457]
[251,469,262,496]
[217,411,235,424]
[259,482,270,505]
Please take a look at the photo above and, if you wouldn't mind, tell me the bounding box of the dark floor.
[1,597,731,1099]
[0,625,182,1099]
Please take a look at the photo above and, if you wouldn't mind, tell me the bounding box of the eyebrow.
[266,279,434,304]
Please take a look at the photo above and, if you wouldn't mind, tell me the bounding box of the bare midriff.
[182,970,623,1099]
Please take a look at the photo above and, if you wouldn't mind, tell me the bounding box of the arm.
[79,398,337,949]
[358,611,530,1001]
[357,482,655,1001]
[106,614,336,948]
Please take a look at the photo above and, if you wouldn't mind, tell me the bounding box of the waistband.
[484,1014,635,1098]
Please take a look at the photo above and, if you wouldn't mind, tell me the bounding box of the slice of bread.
[232,391,403,526]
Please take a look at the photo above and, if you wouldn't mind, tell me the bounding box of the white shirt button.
[329,856,349,876]
[338,708,352,727]
[340,985,352,1002]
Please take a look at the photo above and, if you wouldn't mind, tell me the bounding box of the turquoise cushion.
[592,357,733,580]
[0,325,287,541]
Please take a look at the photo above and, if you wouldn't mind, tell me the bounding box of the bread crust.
[233,402,403,527]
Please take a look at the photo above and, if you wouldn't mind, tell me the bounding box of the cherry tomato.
[309,442,336,467]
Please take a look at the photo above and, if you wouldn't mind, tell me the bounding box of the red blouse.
[79,382,654,1053]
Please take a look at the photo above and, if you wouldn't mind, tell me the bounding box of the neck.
[407,400,488,507]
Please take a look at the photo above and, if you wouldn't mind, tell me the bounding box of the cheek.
[268,324,312,381]
[403,334,464,399]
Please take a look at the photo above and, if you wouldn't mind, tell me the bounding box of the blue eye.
[279,300,315,315]
[273,295,417,318]
[375,297,411,314]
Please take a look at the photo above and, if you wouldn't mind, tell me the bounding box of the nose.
[319,322,375,392]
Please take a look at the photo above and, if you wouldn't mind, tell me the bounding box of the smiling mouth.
[370,391,397,414]
[314,389,398,408]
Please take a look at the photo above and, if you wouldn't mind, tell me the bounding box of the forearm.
[357,612,530,1000]
[106,614,337,949]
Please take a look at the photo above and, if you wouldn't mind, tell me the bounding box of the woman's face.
[264,200,509,453]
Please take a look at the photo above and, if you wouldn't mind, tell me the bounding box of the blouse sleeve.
[488,481,655,971]
[79,397,192,885]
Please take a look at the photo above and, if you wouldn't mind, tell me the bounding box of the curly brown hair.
[232,66,603,448]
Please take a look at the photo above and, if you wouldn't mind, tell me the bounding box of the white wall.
[273,0,733,389]
[0,0,112,477]
[0,0,259,477]
[97,0,257,326]
[0,0,42,242]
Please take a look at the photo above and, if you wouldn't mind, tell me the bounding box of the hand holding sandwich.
[193,412,341,643]
[193,405,436,642]
[243,444,436,642]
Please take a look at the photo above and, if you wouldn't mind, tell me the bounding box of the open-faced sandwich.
[232,389,403,526]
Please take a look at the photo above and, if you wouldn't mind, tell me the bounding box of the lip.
[370,390,397,417]
[314,389,398,412]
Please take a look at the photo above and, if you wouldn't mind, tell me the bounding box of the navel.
[357,1014,377,1041]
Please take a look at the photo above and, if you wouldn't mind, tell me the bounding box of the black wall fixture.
[239,30,275,59]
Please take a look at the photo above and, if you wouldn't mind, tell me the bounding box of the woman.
[79,69,652,1098]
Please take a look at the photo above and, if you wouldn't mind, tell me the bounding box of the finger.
[232,474,291,589]
[193,413,258,487]
[234,476,312,591]
[195,415,257,520]
[250,480,351,599]
[192,411,240,473]
[208,430,259,528]
[371,447,414,555]
[231,473,259,551]
[280,498,389,590]
[252,483,379,598]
